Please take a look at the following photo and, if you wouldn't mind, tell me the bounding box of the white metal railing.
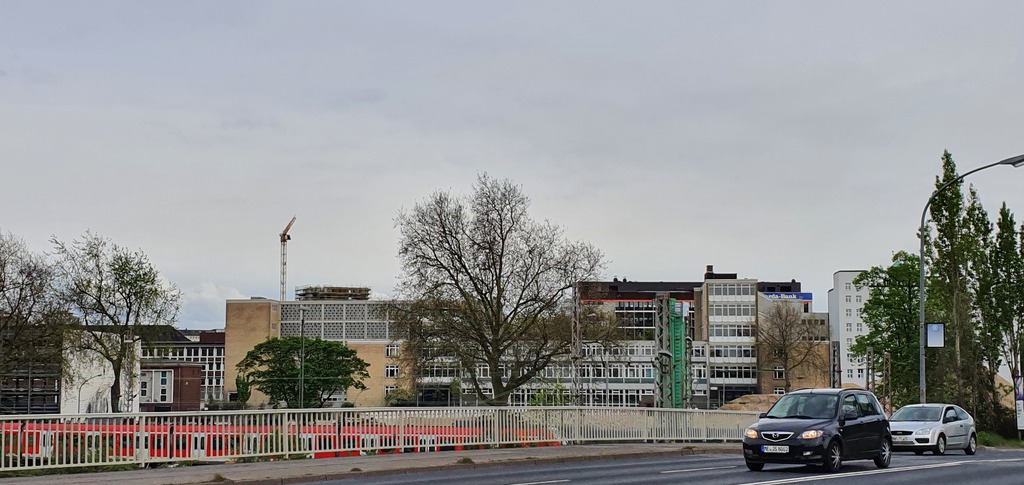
[0,407,758,472]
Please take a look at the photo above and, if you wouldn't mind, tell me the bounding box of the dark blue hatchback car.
[742,388,891,472]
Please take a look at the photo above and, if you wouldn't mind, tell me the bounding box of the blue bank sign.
[762,292,813,301]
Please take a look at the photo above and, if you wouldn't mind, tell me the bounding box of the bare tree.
[757,300,829,392]
[395,174,604,405]
[0,231,67,411]
[51,232,180,412]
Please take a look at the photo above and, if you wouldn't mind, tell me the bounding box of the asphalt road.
[308,448,1024,485]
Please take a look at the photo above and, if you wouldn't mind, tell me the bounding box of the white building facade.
[700,279,759,405]
[828,270,869,387]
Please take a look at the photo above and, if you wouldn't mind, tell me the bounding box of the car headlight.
[914,428,932,435]
[745,428,758,439]
[800,429,823,439]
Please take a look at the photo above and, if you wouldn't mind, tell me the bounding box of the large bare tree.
[51,232,180,412]
[757,300,829,393]
[395,174,604,405]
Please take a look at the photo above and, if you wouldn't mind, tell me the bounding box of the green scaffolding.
[668,298,686,408]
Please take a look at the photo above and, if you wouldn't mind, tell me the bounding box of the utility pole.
[883,352,892,414]
[866,346,875,391]
[571,282,582,405]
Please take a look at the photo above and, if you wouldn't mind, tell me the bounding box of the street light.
[299,306,306,409]
[77,374,102,414]
[917,153,1024,403]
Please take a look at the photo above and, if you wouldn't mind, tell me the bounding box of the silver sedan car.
[888,403,977,455]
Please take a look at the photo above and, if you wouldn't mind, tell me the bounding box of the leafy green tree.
[851,251,920,409]
[235,374,251,407]
[925,151,1000,423]
[384,387,414,406]
[978,205,1024,389]
[394,174,604,405]
[527,380,569,406]
[51,232,180,412]
[237,336,369,409]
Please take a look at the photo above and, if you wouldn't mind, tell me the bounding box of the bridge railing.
[0,407,758,472]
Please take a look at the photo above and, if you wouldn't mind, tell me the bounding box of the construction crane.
[280,216,297,301]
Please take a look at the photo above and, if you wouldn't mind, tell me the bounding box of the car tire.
[874,438,891,468]
[746,461,764,471]
[965,434,977,455]
[823,441,842,473]
[933,435,946,455]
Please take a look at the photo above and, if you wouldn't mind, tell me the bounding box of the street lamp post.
[299,307,306,409]
[917,153,1024,403]
[77,374,102,414]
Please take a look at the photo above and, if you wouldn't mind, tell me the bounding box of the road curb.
[217,446,742,485]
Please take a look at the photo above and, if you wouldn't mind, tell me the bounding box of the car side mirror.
[759,412,767,419]
[843,408,859,421]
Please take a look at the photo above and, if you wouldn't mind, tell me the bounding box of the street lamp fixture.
[917,153,1024,403]
[77,374,103,414]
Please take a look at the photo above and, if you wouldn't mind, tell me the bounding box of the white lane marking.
[735,461,964,485]
[661,465,738,474]
[508,481,569,485]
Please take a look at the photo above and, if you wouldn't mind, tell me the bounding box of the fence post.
[574,407,582,445]
[138,414,147,469]
[492,409,501,447]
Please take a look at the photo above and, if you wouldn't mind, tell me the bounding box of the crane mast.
[280,216,296,301]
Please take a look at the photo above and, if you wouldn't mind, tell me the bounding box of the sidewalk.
[0,442,740,485]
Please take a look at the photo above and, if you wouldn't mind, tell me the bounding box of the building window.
[847,369,854,378]
[856,323,863,332]
[846,322,852,332]
[384,386,397,395]
[846,338,853,346]
[384,365,399,378]
[773,387,785,395]
[846,309,852,317]
[855,295,862,303]
[857,368,865,378]
[845,283,851,291]
[385,344,399,357]
[773,365,785,380]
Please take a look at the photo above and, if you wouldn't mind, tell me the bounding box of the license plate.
[894,436,913,442]
[762,445,789,453]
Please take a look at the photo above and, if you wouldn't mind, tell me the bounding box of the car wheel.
[874,438,891,468]
[913,450,924,455]
[965,434,977,455]
[746,461,765,471]
[933,435,946,455]
[823,441,843,473]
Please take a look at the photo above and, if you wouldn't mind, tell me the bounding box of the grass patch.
[977,431,1024,448]
[456,457,474,464]
[350,467,362,472]
[210,472,228,482]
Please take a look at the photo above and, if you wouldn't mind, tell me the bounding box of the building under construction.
[295,285,371,301]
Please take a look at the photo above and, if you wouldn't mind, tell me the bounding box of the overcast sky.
[2,1,1023,329]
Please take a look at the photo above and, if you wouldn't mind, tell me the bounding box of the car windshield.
[890,406,942,422]
[764,394,838,419]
